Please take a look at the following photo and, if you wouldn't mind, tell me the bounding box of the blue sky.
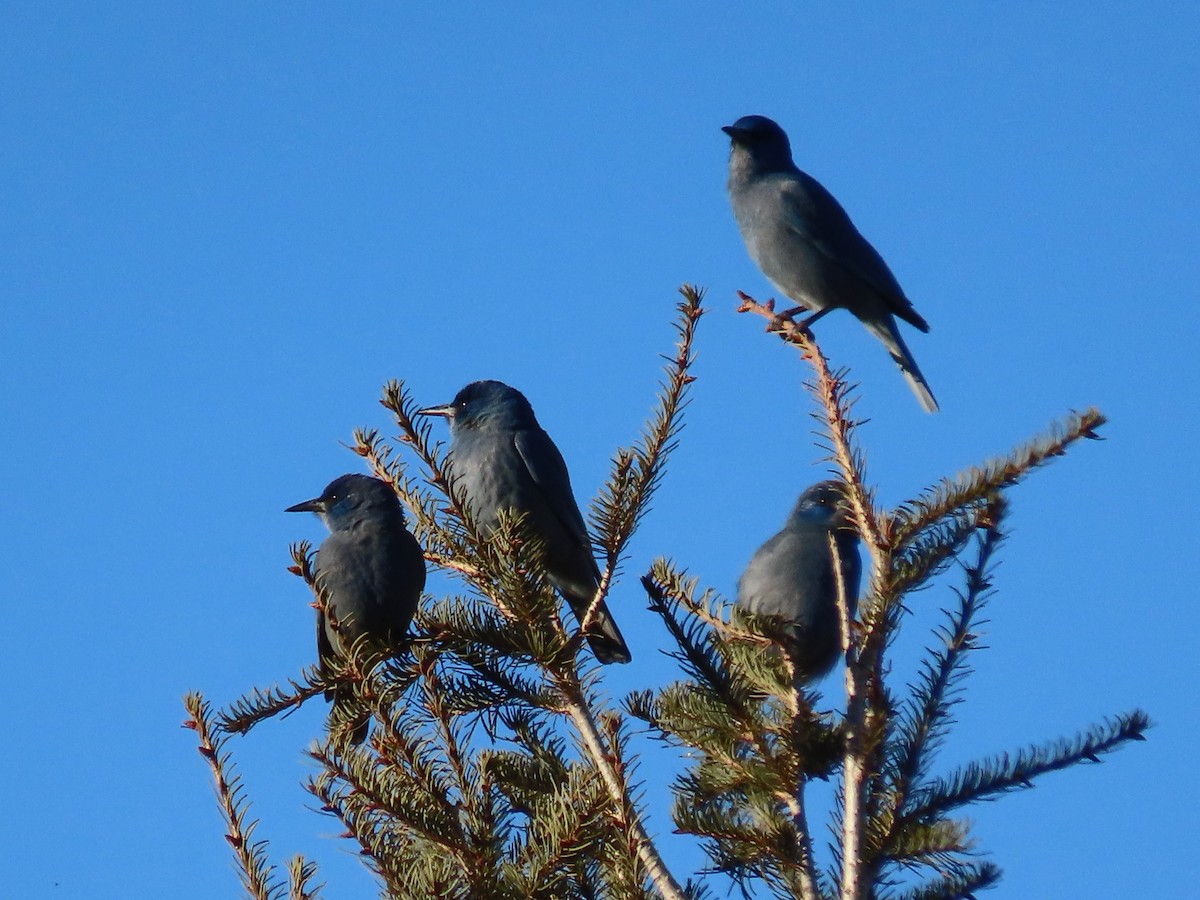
[3,4,1196,897]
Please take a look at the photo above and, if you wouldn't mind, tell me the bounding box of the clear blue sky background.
[3,4,1195,898]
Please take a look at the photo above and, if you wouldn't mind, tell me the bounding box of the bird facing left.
[286,473,427,744]
[723,114,940,413]
[417,380,632,665]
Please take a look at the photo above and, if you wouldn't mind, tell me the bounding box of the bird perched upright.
[723,114,939,413]
[286,473,426,743]
[417,380,631,664]
[736,481,862,682]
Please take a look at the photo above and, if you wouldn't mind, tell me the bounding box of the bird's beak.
[415,403,454,419]
[722,124,744,140]
[285,497,325,514]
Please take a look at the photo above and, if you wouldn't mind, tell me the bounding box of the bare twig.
[830,534,866,900]
[564,690,687,900]
[183,692,281,900]
[785,770,822,900]
[577,565,616,648]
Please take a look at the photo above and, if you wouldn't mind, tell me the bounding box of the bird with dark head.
[417,380,631,664]
[736,480,862,682]
[723,114,939,413]
[286,473,426,743]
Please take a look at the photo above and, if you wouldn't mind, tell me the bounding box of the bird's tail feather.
[866,317,939,413]
[566,592,632,664]
[587,609,632,664]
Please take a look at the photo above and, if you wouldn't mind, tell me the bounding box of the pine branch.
[901,710,1150,826]
[216,664,329,735]
[640,561,837,899]
[479,512,577,666]
[313,738,461,850]
[431,645,550,717]
[735,308,886,900]
[582,285,704,642]
[564,682,688,900]
[890,410,1105,548]
[735,296,1146,900]
[789,777,824,900]
[482,708,628,895]
[305,658,521,898]
[639,561,816,739]
[639,572,797,775]
[183,692,284,900]
[600,711,666,897]
[739,299,897,900]
[891,860,1001,900]
[669,791,780,882]
[215,540,341,736]
[872,498,1006,871]
[188,285,1150,899]
[299,649,481,882]
[286,856,323,900]
[357,300,704,896]
[306,760,428,895]
[887,499,999,606]
[343,405,686,896]
[415,645,513,890]
[419,589,562,671]
[640,567,749,720]
[831,533,868,900]
[672,782,824,899]
[590,285,703,571]
[486,709,584,808]
[495,753,608,895]
[877,817,976,871]
[737,292,882,554]
[514,289,705,900]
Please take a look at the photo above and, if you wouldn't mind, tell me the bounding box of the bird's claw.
[768,305,808,333]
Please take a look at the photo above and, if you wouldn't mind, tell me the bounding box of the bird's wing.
[311,537,370,653]
[311,551,337,672]
[315,605,337,700]
[513,427,595,557]
[779,173,928,328]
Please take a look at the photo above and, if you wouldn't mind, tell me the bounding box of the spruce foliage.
[186,286,1147,899]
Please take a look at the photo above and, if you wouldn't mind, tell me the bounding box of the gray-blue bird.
[417,380,631,664]
[723,114,939,413]
[736,481,862,682]
[287,473,427,743]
